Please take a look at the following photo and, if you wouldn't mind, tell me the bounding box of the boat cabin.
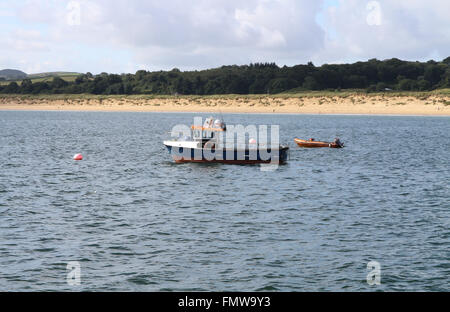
[191,117,226,146]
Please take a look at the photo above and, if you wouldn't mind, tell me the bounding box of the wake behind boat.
[164,117,289,164]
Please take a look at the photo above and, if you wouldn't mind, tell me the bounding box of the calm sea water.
[0,111,448,291]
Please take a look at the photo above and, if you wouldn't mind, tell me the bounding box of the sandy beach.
[1,93,449,116]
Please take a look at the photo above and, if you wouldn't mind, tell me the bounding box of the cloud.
[8,29,49,52]
[9,0,324,70]
[319,0,450,63]
[0,0,449,73]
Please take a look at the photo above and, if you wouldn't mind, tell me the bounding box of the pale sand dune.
[0,95,449,116]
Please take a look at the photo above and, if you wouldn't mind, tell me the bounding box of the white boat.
[163,117,289,164]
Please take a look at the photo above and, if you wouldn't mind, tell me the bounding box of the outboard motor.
[334,138,343,147]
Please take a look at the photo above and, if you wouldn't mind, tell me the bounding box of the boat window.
[201,130,210,138]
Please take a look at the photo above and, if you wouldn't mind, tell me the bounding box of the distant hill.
[0,69,27,80]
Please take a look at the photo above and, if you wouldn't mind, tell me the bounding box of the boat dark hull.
[165,146,289,164]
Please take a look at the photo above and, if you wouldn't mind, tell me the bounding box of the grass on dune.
[0,89,449,100]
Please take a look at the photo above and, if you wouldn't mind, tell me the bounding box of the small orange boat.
[294,138,344,148]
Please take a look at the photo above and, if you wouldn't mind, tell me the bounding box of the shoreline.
[1,107,449,117]
[1,93,449,116]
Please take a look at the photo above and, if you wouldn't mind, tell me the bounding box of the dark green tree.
[51,77,69,89]
[3,82,19,93]
[424,65,445,86]
[20,79,33,93]
[302,76,319,90]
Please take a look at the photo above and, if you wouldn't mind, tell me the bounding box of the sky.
[1,0,449,74]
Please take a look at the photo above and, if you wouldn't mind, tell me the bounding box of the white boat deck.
[163,140,201,149]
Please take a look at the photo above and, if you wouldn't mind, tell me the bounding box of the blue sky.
[1,0,449,74]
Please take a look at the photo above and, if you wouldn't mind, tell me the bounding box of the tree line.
[1,57,450,95]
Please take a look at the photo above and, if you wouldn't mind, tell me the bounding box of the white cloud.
[234,7,287,48]
[319,0,450,64]
[7,0,324,71]
[0,0,449,73]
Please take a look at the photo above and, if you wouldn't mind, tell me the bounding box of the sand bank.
[1,94,449,116]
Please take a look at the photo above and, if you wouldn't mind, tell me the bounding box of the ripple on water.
[0,112,449,291]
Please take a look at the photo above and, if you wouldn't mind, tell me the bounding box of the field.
[0,72,80,85]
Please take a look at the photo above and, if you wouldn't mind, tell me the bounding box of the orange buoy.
[73,154,83,161]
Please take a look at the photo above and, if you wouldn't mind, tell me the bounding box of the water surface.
[0,111,448,291]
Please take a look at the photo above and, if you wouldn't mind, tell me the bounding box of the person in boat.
[334,138,342,146]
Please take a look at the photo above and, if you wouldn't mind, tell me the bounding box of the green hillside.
[0,72,80,86]
[27,72,80,79]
